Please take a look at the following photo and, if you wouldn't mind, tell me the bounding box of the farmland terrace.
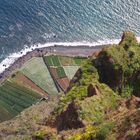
[0,51,92,122]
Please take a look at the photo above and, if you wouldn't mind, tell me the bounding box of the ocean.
[0,0,140,73]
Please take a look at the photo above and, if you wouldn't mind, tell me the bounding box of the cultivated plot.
[43,55,61,67]
[63,66,79,80]
[11,72,48,96]
[21,57,58,95]
[0,80,41,122]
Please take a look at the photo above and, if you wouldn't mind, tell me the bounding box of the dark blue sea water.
[0,0,140,65]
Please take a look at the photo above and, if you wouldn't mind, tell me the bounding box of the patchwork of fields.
[0,55,86,122]
[20,57,58,95]
[43,55,86,92]
[11,72,48,96]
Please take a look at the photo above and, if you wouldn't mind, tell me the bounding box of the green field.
[74,57,86,65]
[63,66,79,80]
[57,67,66,78]
[43,55,83,80]
[43,55,61,67]
[0,80,41,122]
[58,56,75,66]
[44,55,86,67]
[21,57,58,95]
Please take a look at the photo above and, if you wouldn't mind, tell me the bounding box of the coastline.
[0,45,105,84]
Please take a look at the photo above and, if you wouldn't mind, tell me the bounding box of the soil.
[15,74,48,96]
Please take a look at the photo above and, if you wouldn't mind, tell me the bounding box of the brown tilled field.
[14,73,48,96]
[56,77,70,92]
[49,67,59,79]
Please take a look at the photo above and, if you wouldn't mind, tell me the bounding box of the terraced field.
[57,67,66,78]
[59,56,74,66]
[0,80,41,122]
[20,57,58,95]
[0,55,87,122]
[58,56,86,66]
[63,65,79,80]
[43,55,61,66]
[43,55,86,92]
[11,72,48,96]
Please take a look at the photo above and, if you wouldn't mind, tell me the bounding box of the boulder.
[56,101,84,132]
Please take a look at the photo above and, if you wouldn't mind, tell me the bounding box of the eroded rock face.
[87,84,100,97]
[56,101,84,132]
[93,54,123,90]
[93,32,140,97]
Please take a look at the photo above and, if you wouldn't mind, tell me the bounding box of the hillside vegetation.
[0,32,139,140]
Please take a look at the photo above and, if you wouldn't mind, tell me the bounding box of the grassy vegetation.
[59,56,75,65]
[74,57,85,65]
[68,123,115,140]
[21,57,58,95]
[59,56,87,66]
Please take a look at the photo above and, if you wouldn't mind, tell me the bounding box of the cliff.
[0,32,139,140]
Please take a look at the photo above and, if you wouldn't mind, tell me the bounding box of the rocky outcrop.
[67,68,83,92]
[56,101,84,132]
[93,53,123,90]
[93,32,140,96]
[87,84,100,97]
[119,31,138,48]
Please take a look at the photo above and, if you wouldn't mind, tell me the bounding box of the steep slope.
[93,32,140,97]
[0,32,139,140]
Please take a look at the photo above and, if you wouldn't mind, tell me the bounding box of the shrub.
[96,123,115,140]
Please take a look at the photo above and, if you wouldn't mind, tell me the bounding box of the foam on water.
[1,36,140,74]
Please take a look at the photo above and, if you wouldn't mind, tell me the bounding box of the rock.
[87,84,100,97]
[56,101,84,132]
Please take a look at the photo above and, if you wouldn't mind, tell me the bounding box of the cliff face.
[0,32,140,140]
[93,32,140,97]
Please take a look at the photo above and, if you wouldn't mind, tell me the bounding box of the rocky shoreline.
[0,45,104,84]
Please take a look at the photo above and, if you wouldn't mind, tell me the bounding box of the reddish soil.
[56,77,70,92]
[49,67,59,79]
[15,74,48,96]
